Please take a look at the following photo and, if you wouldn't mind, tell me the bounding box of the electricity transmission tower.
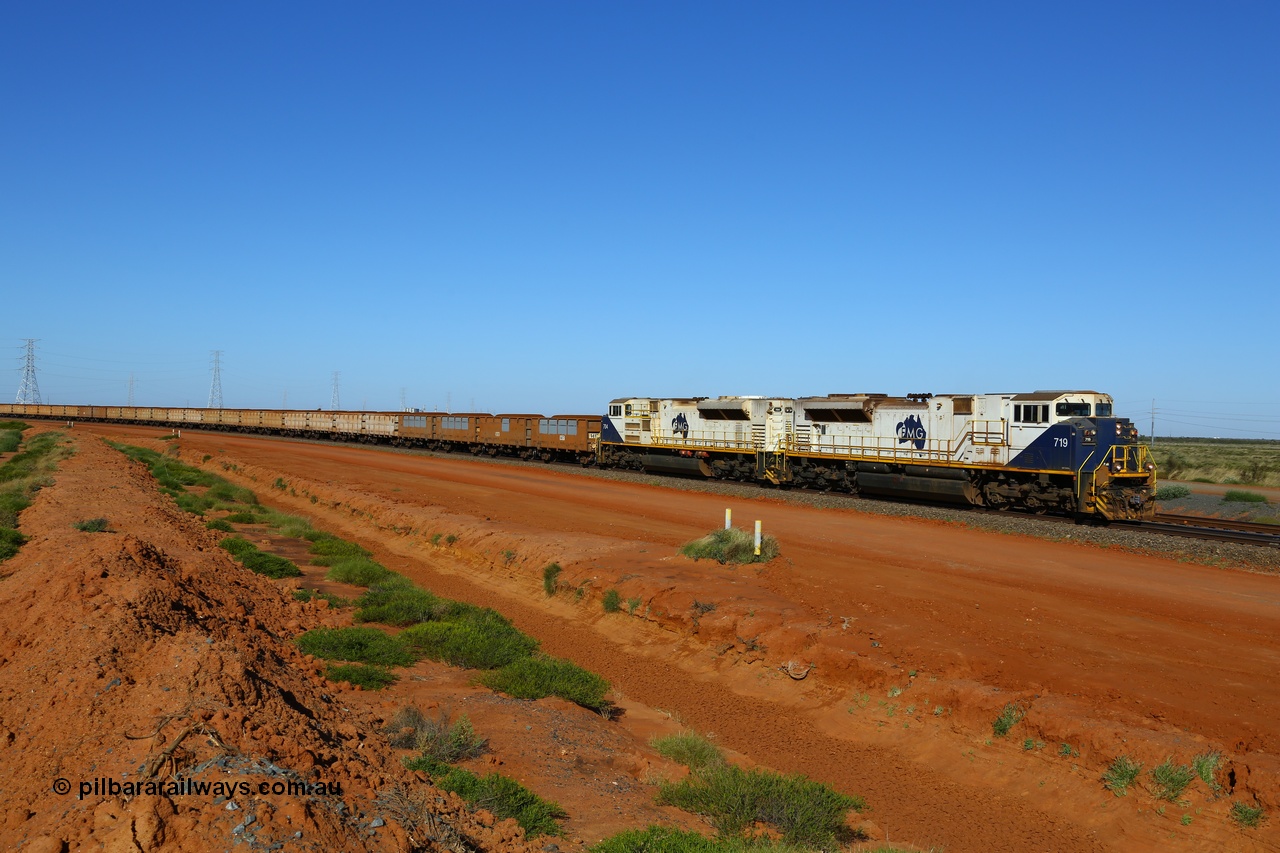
[127,373,135,406]
[15,339,41,405]
[208,350,223,409]
[331,371,341,410]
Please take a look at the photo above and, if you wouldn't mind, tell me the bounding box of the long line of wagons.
[0,389,1155,521]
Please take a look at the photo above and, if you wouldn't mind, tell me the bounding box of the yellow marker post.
[725,508,732,530]
[754,520,762,556]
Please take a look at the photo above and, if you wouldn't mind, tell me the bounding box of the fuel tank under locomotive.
[854,463,979,505]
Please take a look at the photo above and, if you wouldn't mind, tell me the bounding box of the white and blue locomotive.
[599,390,1155,521]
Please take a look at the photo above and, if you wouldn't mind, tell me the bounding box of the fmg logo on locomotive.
[896,415,927,450]
[672,412,690,439]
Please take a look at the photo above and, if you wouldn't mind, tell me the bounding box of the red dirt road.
[88,426,1280,852]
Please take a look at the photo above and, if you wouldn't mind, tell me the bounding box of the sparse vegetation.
[386,706,488,763]
[223,511,262,523]
[543,562,562,596]
[205,518,234,532]
[1149,438,1280,488]
[657,763,864,847]
[354,582,443,626]
[627,596,642,615]
[1223,489,1268,503]
[73,517,110,532]
[325,556,396,586]
[1150,758,1195,802]
[0,528,27,562]
[991,703,1023,737]
[1102,755,1143,796]
[292,588,350,608]
[680,526,779,564]
[1229,801,1265,829]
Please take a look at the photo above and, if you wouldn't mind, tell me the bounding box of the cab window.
[1056,402,1091,417]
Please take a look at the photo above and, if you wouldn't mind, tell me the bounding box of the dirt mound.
[0,432,540,852]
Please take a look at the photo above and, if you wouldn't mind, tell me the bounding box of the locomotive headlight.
[1115,424,1122,435]
[1146,463,1155,471]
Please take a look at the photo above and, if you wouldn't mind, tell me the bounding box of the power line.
[15,339,41,405]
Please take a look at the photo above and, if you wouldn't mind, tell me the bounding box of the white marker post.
[725,508,732,530]
[754,520,762,556]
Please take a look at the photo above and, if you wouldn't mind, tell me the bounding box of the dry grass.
[1150,439,1280,487]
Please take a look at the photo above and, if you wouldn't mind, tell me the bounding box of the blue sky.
[2,2,1276,437]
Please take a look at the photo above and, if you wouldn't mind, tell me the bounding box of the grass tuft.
[991,703,1023,737]
[1154,485,1191,501]
[650,731,724,772]
[680,527,779,564]
[1229,801,1265,829]
[1192,751,1221,792]
[1223,490,1268,503]
[543,562,562,596]
[73,517,110,533]
[205,518,234,532]
[325,557,396,586]
[1150,758,1196,802]
[1103,755,1143,796]
[602,588,621,613]
[217,536,301,578]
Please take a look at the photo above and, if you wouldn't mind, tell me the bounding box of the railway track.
[1129,513,1280,548]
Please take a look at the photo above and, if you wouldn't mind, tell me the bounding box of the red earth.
[6,423,1278,852]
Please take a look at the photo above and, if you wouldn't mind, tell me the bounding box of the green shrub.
[224,511,262,524]
[310,537,372,560]
[991,703,1023,737]
[296,627,415,667]
[543,562,562,596]
[480,655,610,711]
[325,663,398,690]
[590,827,809,853]
[657,763,864,847]
[240,549,302,579]
[1154,485,1191,501]
[1223,490,1268,503]
[219,536,257,557]
[206,518,234,532]
[0,527,27,562]
[680,527,779,564]
[1230,801,1265,829]
[355,584,444,626]
[0,490,31,528]
[399,610,539,669]
[411,763,565,838]
[326,557,396,586]
[386,706,487,762]
[1103,756,1143,796]
[651,731,724,772]
[0,431,21,454]
[602,588,621,613]
[73,518,110,532]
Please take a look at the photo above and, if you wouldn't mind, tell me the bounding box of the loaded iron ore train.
[0,389,1155,521]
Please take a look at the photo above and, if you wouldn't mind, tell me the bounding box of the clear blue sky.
[2,2,1276,437]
